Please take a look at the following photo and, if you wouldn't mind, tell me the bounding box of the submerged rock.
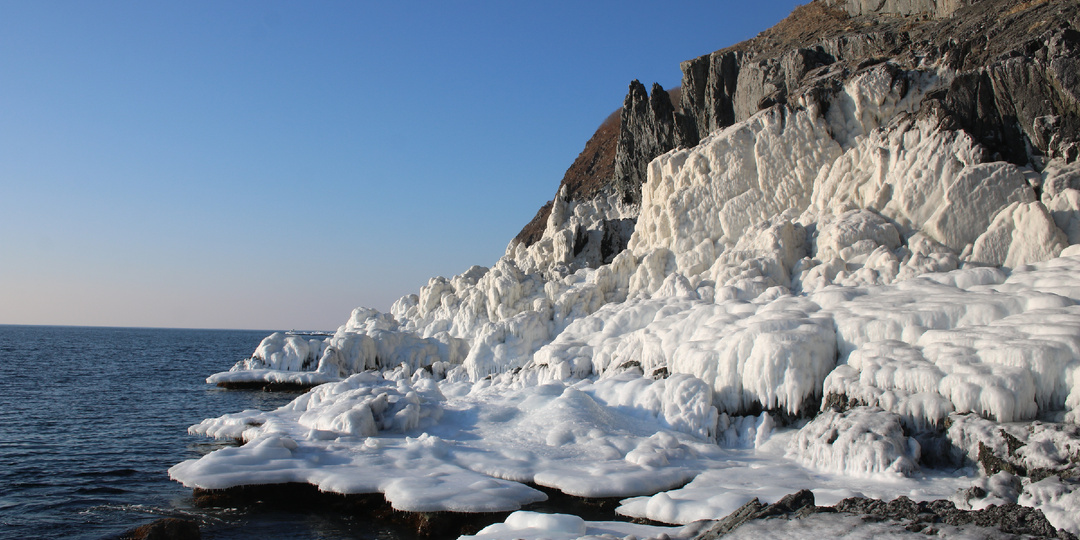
[117,518,200,540]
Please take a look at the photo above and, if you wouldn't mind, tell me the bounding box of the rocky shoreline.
[178,481,1079,539]
[694,489,1077,539]
[186,482,630,539]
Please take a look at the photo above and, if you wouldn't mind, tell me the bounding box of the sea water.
[0,325,405,540]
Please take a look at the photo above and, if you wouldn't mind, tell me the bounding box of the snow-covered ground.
[176,60,1080,538]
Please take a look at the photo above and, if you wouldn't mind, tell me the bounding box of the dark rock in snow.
[949,415,1080,483]
[694,490,1075,539]
[696,489,816,539]
[942,26,1080,164]
[834,496,1076,539]
[680,51,742,142]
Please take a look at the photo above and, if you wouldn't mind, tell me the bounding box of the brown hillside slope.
[513,87,682,247]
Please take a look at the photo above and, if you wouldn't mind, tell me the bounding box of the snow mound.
[208,308,468,385]
[233,332,325,372]
[192,371,446,440]
[616,426,968,525]
[821,258,1080,425]
[585,372,719,442]
[206,368,338,387]
[462,511,689,540]
[787,406,920,477]
[466,512,586,539]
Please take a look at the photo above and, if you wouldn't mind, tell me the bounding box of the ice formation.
[463,512,591,540]
[461,511,692,540]
[787,407,921,477]
[182,11,1080,537]
[174,370,726,510]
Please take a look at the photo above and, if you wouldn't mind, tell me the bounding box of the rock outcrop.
[695,489,817,539]
[612,80,697,205]
[832,496,1074,539]
[826,0,976,18]
[678,0,1079,166]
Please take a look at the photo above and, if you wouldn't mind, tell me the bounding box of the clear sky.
[0,1,803,331]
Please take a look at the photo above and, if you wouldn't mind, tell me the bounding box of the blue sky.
[0,1,803,331]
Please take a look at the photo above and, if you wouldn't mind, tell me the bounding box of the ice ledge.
[205,369,339,389]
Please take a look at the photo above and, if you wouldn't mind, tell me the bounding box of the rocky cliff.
[679,0,1078,164]
[513,0,1079,273]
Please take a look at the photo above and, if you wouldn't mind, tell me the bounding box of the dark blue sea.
[0,325,405,540]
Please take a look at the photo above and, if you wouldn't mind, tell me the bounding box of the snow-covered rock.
[788,406,921,477]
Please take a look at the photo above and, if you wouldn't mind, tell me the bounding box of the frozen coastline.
[176,256,1080,538]
[172,0,1080,537]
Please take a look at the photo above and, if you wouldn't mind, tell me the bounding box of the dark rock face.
[681,47,837,143]
[694,490,1076,539]
[598,0,1079,243]
[679,0,1080,170]
[611,80,697,205]
[680,51,740,141]
[942,26,1080,164]
[118,518,200,540]
[600,217,635,262]
[834,496,1075,539]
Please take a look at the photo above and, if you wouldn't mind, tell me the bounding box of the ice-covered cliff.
[182,0,1080,537]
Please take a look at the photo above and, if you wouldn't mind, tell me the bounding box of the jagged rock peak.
[612,80,698,205]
